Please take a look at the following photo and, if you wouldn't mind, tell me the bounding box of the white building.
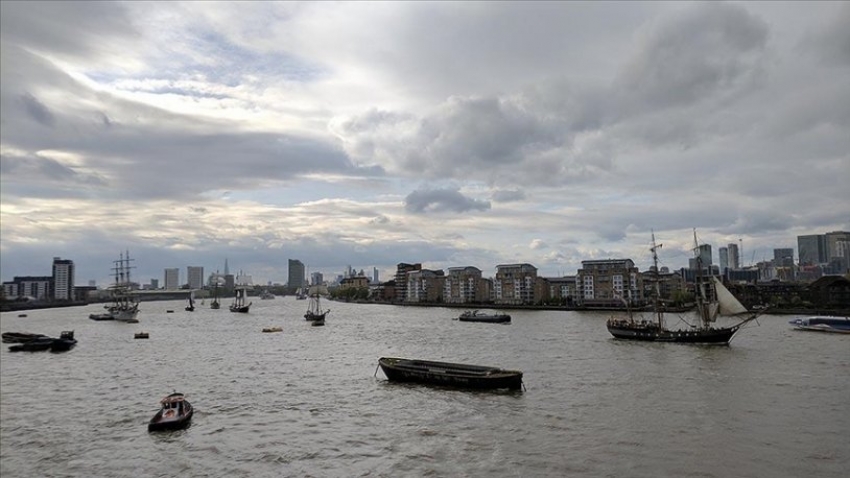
[52,257,75,300]
[164,268,179,290]
[187,266,204,289]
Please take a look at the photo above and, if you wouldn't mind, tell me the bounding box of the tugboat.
[49,331,77,352]
[148,392,193,432]
[606,231,763,344]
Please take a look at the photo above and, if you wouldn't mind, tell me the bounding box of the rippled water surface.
[1,299,848,477]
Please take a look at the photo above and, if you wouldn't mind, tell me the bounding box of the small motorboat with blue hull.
[789,316,850,334]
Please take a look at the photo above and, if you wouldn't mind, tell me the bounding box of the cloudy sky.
[1,1,848,286]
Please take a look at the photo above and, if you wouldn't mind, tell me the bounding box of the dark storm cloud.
[0,150,108,199]
[404,188,491,214]
[616,2,768,112]
[21,93,56,127]
[0,1,139,60]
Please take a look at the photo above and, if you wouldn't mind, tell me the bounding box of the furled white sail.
[712,277,749,316]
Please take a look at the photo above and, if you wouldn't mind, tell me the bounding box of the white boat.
[789,316,850,334]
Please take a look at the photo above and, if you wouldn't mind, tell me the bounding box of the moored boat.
[789,316,850,334]
[6,331,76,352]
[458,310,511,323]
[378,357,523,391]
[89,312,115,321]
[2,332,48,343]
[148,392,193,432]
[8,337,55,352]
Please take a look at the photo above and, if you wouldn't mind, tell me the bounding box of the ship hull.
[607,323,738,344]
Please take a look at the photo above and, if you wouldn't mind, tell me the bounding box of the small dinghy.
[134,332,150,339]
[148,392,193,432]
[262,327,282,333]
[378,357,523,390]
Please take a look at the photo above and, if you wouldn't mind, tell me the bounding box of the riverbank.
[330,299,850,316]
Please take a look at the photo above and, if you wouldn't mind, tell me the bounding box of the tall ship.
[606,231,762,344]
[229,287,251,313]
[93,251,140,323]
[304,284,329,323]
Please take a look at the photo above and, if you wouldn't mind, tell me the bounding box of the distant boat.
[304,285,329,322]
[458,310,511,323]
[262,327,282,333]
[8,337,54,352]
[789,316,850,334]
[378,357,523,391]
[211,280,221,310]
[49,331,77,352]
[260,290,275,300]
[295,288,307,300]
[2,332,48,343]
[89,312,115,321]
[185,291,195,312]
[148,392,193,432]
[607,231,762,344]
[6,331,76,352]
[229,287,251,313]
[95,250,141,323]
[135,332,150,339]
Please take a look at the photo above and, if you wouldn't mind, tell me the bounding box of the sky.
[1,1,848,287]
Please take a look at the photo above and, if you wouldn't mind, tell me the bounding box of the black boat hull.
[305,312,326,321]
[8,338,55,352]
[607,324,739,344]
[49,339,77,352]
[378,357,523,391]
[458,316,511,324]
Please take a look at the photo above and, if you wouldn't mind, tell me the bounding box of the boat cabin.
[160,395,187,415]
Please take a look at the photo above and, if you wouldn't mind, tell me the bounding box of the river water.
[1,298,847,477]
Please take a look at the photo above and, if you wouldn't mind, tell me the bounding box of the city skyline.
[2,2,848,287]
[3,229,844,290]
